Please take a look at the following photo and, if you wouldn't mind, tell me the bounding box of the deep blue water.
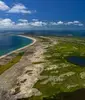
[0,35,33,56]
[1,30,85,37]
[23,30,85,37]
[66,56,85,66]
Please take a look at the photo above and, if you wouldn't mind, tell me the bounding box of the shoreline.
[0,36,44,100]
[0,35,36,59]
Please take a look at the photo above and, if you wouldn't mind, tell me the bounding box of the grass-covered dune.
[2,36,85,100]
[0,52,24,75]
[28,37,85,100]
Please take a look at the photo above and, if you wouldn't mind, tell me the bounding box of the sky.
[0,0,85,30]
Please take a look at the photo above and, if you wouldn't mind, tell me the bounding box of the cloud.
[17,19,29,27]
[0,1,36,14]
[32,19,39,22]
[73,21,80,24]
[0,1,9,11]
[65,21,83,26]
[0,18,30,29]
[78,23,84,26]
[8,3,32,14]
[65,22,73,25]
[50,21,83,26]
[50,22,57,25]
[18,19,28,23]
[18,19,47,27]
[0,18,84,30]
[31,19,47,26]
[0,18,15,27]
[0,18,47,30]
[50,21,64,25]
[57,21,64,25]
[16,22,29,27]
[30,21,47,27]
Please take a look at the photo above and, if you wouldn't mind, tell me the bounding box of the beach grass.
[14,37,85,100]
[0,52,24,75]
[28,37,85,100]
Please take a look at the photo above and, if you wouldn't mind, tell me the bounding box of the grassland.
[12,37,85,100]
[24,37,85,100]
[0,52,24,75]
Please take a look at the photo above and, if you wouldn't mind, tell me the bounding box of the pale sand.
[0,35,36,59]
[13,45,44,99]
[0,36,45,100]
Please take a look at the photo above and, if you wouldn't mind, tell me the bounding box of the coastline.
[0,35,44,100]
[0,35,36,59]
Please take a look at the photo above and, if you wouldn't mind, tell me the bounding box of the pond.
[66,56,85,66]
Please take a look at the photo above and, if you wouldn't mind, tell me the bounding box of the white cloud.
[73,21,80,24]
[50,22,57,25]
[0,18,30,29]
[18,19,28,23]
[17,19,29,27]
[50,21,64,25]
[0,1,9,11]
[50,21,83,27]
[65,22,73,25]
[0,18,15,27]
[0,18,84,30]
[32,19,39,22]
[0,18,47,29]
[78,23,83,26]
[18,19,47,27]
[65,21,83,26]
[30,21,47,27]
[16,22,29,27]
[0,1,36,14]
[57,21,64,25]
[8,3,32,14]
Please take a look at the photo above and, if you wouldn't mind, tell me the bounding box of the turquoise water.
[0,35,33,56]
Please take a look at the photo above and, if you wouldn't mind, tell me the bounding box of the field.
[28,37,85,100]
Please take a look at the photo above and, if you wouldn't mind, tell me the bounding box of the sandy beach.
[0,35,45,100]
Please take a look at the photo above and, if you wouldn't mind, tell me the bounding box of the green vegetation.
[17,37,85,100]
[0,52,24,75]
[32,61,45,64]
[28,37,85,100]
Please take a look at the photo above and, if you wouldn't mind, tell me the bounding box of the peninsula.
[0,35,85,100]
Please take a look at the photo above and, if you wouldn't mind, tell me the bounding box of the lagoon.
[0,35,33,56]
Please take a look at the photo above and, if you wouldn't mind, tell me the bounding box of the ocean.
[0,30,85,56]
[0,35,33,56]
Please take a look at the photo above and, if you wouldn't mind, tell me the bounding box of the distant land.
[0,30,85,37]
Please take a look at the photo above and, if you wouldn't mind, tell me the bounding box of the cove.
[66,56,85,67]
[0,35,33,56]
